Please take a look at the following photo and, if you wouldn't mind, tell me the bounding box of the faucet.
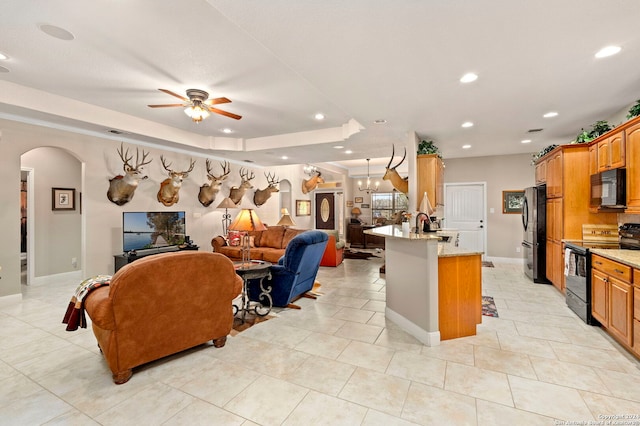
[415,212,429,234]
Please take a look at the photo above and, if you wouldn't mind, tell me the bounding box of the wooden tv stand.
[114,245,199,273]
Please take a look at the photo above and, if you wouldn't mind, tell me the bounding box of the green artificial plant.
[628,100,640,119]
[417,140,441,157]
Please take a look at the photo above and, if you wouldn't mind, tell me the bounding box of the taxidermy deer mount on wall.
[253,172,280,207]
[383,145,408,194]
[107,143,152,206]
[228,168,255,205]
[302,170,324,194]
[157,155,196,206]
[198,160,230,207]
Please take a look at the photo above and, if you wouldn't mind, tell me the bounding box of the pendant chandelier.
[358,158,379,193]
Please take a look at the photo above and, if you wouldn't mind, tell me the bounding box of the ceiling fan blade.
[208,106,242,120]
[158,88,188,102]
[148,103,185,108]
[204,97,231,106]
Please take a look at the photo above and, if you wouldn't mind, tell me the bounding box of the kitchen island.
[364,225,483,346]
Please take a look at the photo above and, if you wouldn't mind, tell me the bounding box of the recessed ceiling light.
[315,113,325,120]
[461,121,474,128]
[222,128,232,134]
[543,111,558,118]
[521,139,532,144]
[460,73,478,83]
[334,145,344,149]
[281,156,288,160]
[462,144,472,149]
[0,52,8,61]
[38,24,75,41]
[0,66,9,73]
[595,45,621,58]
[345,150,353,154]
[373,119,387,124]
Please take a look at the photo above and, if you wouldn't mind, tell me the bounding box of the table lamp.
[351,206,362,218]
[228,208,267,267]
[276,208,296,228]
[217,197,238,235]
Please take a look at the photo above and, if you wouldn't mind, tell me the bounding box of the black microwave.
[590,169,626,209]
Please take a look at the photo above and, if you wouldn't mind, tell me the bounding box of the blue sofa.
[248,230,328,308]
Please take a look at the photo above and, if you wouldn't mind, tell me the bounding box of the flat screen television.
[123,211,186,252]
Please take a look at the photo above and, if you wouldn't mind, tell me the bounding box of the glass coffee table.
[233,260,272,323]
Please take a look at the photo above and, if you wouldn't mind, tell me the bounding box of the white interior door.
[444,183,486,256]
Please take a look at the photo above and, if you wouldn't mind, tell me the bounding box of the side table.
[233,260,272,323]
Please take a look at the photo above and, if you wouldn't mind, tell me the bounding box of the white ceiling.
[1,0,639,174]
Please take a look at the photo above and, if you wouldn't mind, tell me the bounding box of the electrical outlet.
[516,247,521,253]
[71,257,77,268]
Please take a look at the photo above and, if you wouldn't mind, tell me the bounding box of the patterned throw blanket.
[62,275,112,331]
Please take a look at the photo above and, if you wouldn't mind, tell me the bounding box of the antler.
[117,143,134,171]
[134,148,152,169]
[183,158,196,174]
[160,155,173,173]
[265,172,280,185]
[219,161,231,179]
[240,168,255,181]
[387,145,407,170]
[205,159,213,176]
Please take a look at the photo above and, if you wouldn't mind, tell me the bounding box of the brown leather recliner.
[85,251,242,384]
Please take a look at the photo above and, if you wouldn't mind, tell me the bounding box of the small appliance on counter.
[619,223,640,249]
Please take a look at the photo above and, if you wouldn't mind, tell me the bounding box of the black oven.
[564,242,597,325]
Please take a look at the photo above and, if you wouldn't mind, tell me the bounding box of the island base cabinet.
[608,277,633,347]
[438,254,482,341]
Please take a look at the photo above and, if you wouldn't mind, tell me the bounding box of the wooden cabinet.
[545,198,564,290]
[546,151,563,198]
[535,160,547,185]
[347,223,365,248]
[416,154,444,210]
[597,130,625,172]
[591,254,634,348]
[589,144,598,176]
[626,120,640,213]
[634,269,640,355]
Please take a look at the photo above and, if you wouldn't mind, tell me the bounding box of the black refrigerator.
[522,185,548,283]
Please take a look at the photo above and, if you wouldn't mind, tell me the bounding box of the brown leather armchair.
[85,251,242,384]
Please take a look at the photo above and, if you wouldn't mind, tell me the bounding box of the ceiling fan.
[148,88,242,123]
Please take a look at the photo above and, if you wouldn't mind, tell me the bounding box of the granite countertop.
[589,249,640,269]
[364,225,483,257]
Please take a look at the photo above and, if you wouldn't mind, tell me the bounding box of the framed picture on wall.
[361,203,370,208]
[502,190,525,214]
[296,199,311,216]
[354,196,364,203]
[52,187,76,211]
[346,200,354,207]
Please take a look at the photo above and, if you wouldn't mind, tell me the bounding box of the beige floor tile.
[43,409,100,425]
[421,341,475,365]
[402,381,477,426]
[235,319,313,348]
[497,333,557,359]
[473,345,537,379]
[339,367,410,417]
[0,388,74,425]
[162,400,245,426]
[362,410,421,425]
[475,399,555,426]
[579,390,640,419]
[455,329,501,349]
[283,390,368,425]
[362,300,386,312]
[444,362,514,406]
[477,316,518,335]
[283,356,356,396]
[514,322,570,343]
[530,357,612,393]
[594,368,640,402]
[549,341,627,372]
[294,331,351,359]
[367,312,387,327]
[225,375,308,425]
[337,340,395,372]
[374,325,424,354]
[333,306,376,323]
[334,321,383,343]
[386,350,446,388]
[509,375,594,420]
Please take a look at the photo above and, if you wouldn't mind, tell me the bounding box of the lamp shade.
[216,197,238,209]
[276,213,296,227]
[351,207,362,216]
[228,209,267,232]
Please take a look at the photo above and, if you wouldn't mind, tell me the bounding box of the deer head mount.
[253,172,280,207]
[198,160,230,207]
[228,167,255,205]
[301,170,324,194]
[107,143,152,206]
[382,145,408,194]
[157,155,196,206]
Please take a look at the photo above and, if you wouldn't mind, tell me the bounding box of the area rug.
[482,296,499,318]
[231,314,274,336]
[344,250,380,260]
[482,261,495,268]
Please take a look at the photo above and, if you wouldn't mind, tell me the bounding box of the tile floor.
[1,255,640,425]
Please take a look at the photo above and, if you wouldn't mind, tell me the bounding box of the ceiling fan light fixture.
[184,104,210,122]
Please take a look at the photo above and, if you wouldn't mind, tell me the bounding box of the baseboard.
[385,307,441,347]
[0,293,22,307]
[31,270,83,286]
[485,256,524,265]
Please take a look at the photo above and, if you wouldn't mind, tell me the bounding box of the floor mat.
[482,296,499,317]
[482,261,494,268]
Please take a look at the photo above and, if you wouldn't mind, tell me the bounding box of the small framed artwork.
[52,187,76,211]
[502,190,525,214]
[296,199,311,216]
[361,203,370,208]
[346,200,354,207]
[354,196,364,203]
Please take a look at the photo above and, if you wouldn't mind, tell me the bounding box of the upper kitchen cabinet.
[546,150,563,198]
[596,130,625,172]
[416,154,444,210]
[626,119,640,213]
[535,159,547,185]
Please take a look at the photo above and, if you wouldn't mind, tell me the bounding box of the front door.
[444,183,486,256]
[315,193,335,229]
